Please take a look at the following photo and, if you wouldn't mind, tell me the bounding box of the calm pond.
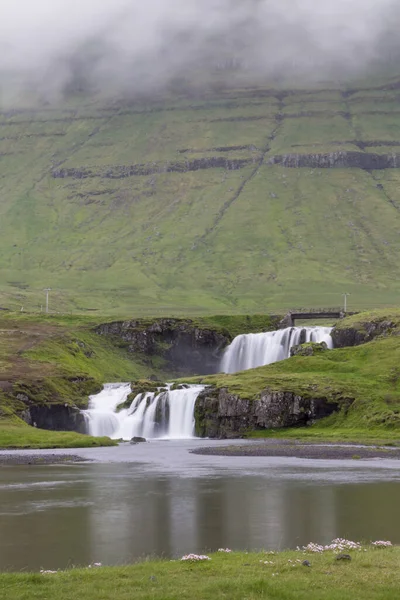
[1,440,400,571]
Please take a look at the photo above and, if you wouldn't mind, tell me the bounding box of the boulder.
[290,342,328,357]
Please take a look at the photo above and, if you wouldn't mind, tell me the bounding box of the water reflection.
[0,462,399,571]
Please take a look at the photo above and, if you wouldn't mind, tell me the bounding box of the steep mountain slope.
[2,78,400,314]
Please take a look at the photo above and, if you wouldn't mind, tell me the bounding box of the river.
[1,440,400,571]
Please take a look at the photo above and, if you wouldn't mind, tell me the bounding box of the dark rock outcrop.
[332,319,398,348]
[22,404,87,434]
[194,387,340,438]
[52,157,253,179]
[278,313,294,328]
[268,151,400,170]
[96,319,231,375]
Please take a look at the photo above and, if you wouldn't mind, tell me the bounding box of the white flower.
[40,570,57,574]
[302,538,361,553]
[371,540,392,548]
[217,548,232,553]
[181,554,211,562]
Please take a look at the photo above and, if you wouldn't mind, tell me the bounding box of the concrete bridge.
[279,309,358,328]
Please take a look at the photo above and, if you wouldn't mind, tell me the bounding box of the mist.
[1,0,400,102]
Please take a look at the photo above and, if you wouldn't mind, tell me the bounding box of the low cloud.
[1,0,399,102]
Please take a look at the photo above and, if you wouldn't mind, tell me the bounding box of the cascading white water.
[221,326,333,374]
[84,383,204,440]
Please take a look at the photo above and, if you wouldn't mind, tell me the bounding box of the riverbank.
[1,546,398,600]
[191,439,400,460]
[0,452,89,465]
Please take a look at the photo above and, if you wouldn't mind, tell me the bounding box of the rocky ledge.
[268,151,400,170]
[332,318,399,348]
[194,387,341,438]
[52,157,253,179]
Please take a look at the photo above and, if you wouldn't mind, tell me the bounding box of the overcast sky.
[1,0,399,100]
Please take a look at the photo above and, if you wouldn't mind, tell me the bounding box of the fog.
[1,0,399,101]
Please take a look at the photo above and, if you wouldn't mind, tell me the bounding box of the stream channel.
[1,440,400,571]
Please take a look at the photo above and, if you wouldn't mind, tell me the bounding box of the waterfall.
[83,383,204,440]
[221,326,333,374]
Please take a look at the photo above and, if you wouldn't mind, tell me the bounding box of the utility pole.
[44,288,51,314]
[343,293,350,313]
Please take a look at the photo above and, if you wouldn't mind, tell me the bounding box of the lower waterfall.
[84,383,204,440]
[221,326,333,374]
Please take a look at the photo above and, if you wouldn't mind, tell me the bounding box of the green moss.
[290,341,328,356]
[116,380,167,411]
[0,419,116,449]
[189,314,280,338]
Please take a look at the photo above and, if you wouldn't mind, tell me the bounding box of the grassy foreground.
[1,548,399,600]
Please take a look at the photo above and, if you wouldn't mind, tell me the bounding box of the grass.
[247,428,400,446]
[333,308,400,333]
[1,548,399,599]
[0,419,115,449]
[2,77,400,314]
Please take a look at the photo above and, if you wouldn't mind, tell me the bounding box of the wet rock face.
[96,319,230,375]
[194,387,339,438]
[22,405,87,434]
[332,320,397,348]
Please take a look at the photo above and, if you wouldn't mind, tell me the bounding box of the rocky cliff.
[9,376,100,434]
[194,387,340,438]
[332,316,400,347]
[21,403,87,433]
[96,319,231,375]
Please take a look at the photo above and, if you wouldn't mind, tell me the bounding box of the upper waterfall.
[84,383,204,441]
[221,326,333,374]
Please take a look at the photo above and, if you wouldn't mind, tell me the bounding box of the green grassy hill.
[2,76,400,314]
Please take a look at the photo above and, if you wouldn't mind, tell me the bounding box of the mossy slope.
[3,79,400,313]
